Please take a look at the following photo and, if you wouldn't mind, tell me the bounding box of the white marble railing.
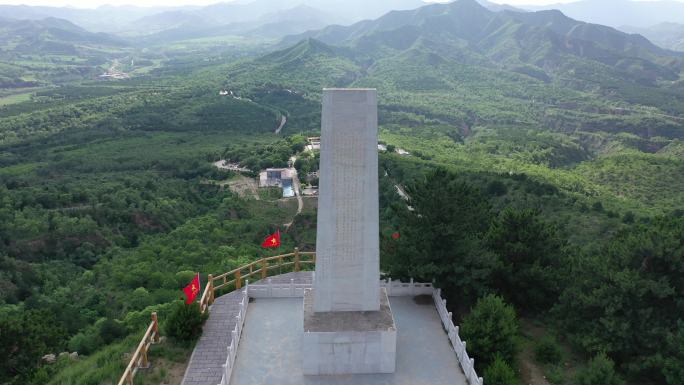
[382,278,434,296]
[433,288,484,385]
[218,279,482,385]
[246,277,434,298]
[246,278,311,298]
[218,289,249,385]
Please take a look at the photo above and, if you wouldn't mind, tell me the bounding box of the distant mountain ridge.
[0,0,428,37]
[0,0,530,43]
[0,4,177,33]
[281,0,683,86]
[127,4,345,44]
[621,23,684,52]
[523,0,684,28]
[0,17,126,55]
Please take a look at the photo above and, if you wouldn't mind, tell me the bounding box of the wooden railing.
[199,247,315,314]
[117,312,160,385]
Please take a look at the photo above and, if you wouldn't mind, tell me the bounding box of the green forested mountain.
[285,0,684,86]
[0,4,171,33]
[0,17,126,54]
[0,0,424,36]
[0,1,682,385]
[621,22,684,52]
[0,17,129,89]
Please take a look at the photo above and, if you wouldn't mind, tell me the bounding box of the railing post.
[151,312,160,343]
[126,370,134,385]
[290,278,295,296]
[294,247,300,272]
[208,274,215,305]
[231,330,238,360]
[141,343,149,368]
[387,277,392,296]
[261,259,268,279]
[235,270,241,289]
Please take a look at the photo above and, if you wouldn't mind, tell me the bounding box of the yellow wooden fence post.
[261,259,268,279]
[141,343,149,368]
[294,247,300,272]
[151,312,159,343]
[208,274,214,305]
[235,270,241,289]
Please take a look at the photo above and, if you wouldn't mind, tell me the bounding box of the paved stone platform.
[229,296,468,385]
[181,272,313,385]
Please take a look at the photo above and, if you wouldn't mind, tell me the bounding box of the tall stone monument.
[302,88,397,375]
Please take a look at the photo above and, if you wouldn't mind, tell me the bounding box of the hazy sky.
[0,0,680,8]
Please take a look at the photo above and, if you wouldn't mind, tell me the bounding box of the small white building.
[306,137,321,152]
[259,168,295,198]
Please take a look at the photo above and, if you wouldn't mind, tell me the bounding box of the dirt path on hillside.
[520,345,552,385]
[519,320,554,385]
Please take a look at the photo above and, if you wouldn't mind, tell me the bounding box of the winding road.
[275,115,287,134]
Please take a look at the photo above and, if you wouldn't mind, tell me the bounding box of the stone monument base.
[302,288,397,375]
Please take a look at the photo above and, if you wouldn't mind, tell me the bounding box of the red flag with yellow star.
[182,273,201,304]
[261,229,281,249]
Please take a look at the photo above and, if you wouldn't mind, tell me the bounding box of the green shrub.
[68,330,102,355]
[164,301,207,343]
[98,319,126,344]
[175,271,197,289]
[535,335,563,364]
[129,287,153,310]
[574,353,625,385]
[663,322,684,385]
[461,294,518,369]
[484,355,520,385]
[486,180,508,196]
[622,211,635,224]
[67,318,126,355]
[121,301,177,332]
[545,365,566,384]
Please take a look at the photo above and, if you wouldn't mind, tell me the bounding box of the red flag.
[182,274,201,304]
[262,229,281,248]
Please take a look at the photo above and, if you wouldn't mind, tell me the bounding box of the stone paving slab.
[181,272,313,385]
[229,296,468,385]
